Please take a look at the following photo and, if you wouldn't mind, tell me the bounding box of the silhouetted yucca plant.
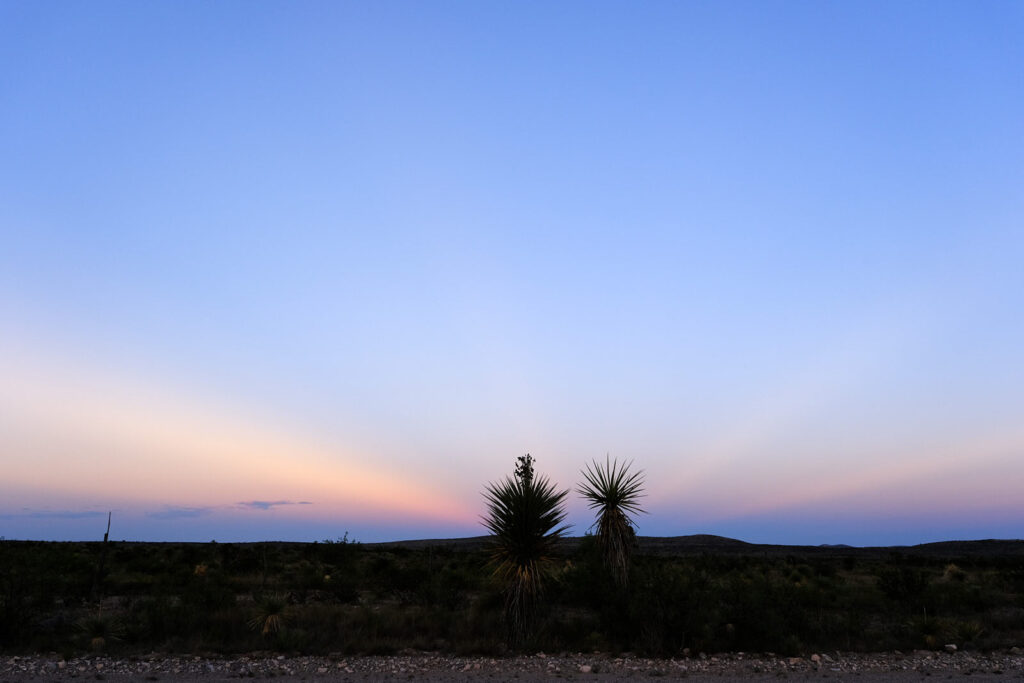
[482,454,569,647]
[578,456,645,588]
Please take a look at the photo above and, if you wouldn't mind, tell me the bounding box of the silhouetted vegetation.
[578,456,645,588]
[482,454,569,646]
[3,536,1024,657]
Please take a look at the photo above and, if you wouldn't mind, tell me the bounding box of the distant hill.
[364,534,1024,559]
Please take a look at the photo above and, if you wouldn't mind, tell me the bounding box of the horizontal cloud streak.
[0,509,108,520]
[237,501,312,511]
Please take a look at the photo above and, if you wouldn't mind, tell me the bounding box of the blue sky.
[2,1,1022,545]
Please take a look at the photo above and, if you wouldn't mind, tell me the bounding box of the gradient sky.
[2,1,1023,546]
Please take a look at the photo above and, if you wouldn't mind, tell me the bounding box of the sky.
[1,1,1022,546]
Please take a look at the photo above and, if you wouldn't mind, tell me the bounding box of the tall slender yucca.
[483,455,569,646]
[578,456,646,587]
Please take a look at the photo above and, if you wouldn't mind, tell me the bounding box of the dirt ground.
[4,651,1024,683]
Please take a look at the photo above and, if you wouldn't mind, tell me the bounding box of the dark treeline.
[2,536,1024,656]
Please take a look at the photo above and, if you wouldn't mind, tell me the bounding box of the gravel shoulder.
[4,651,1024,682]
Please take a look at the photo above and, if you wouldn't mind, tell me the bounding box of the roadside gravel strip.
[3,652,1024,682]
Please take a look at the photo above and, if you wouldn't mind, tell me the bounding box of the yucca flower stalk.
[482,455,569,646]
[578,456,645,588]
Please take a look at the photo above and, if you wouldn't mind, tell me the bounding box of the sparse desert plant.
[952,619,985,646]
[943,563,967,582]
[482,454,569,646]
[577,456,645,587]
[877,565,928,604]
[248,593,290,636]
[76,612,124,651]
[907,610,947,650]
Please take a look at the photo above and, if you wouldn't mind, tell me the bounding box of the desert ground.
[3,650,1024,682]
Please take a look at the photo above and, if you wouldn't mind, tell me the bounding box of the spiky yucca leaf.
[578,456,645,587]
[483,471,569,646]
